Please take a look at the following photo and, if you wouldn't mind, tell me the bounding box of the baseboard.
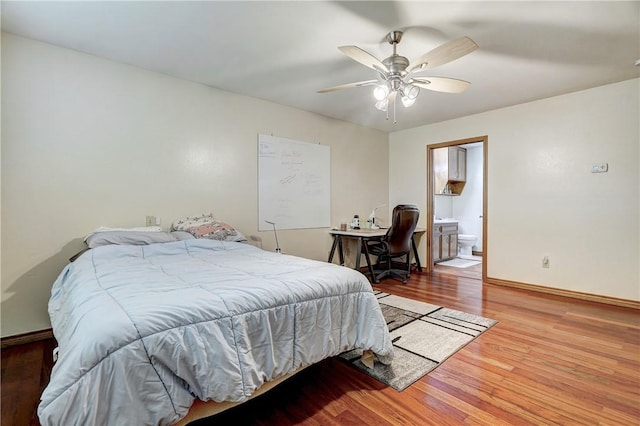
[1,328,54,349]
[486,277,640,310]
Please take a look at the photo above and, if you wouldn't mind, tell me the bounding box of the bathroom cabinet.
[433,146,466,195]
[433,222,458,262]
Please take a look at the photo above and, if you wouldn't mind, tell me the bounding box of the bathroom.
[433,141,484,273]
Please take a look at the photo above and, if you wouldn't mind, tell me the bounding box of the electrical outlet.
[542,256,550,268]
[145,216,156,227]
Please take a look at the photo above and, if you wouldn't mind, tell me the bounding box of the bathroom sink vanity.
[433,220,458,262]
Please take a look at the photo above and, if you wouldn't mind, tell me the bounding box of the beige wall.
[0,34,389,337]
[3,32,637,338]
[390,78,640,301]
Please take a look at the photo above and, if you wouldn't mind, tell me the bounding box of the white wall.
[390,78,639,301]
[434,195,453,219]
[0,34,389,337]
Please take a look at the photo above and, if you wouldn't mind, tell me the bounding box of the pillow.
[85,226,164,238]
[171,214,247,242]
[170,231,195,241]
[85,230,177,249]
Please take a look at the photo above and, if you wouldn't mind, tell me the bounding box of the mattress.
[38,239,393,425]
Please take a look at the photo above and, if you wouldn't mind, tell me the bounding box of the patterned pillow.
[85,231,177,248]
[171,214,247,242]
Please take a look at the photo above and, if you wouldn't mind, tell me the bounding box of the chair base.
[370,267,410,284]
[367,251,412,285]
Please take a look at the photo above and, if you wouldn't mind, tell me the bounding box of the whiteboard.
[258,134,330,231]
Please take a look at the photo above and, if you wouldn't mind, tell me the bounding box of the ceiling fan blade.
[411,77,471,93]
[317,79,378,93]
[408,36,478,73]
[338,46,389,73]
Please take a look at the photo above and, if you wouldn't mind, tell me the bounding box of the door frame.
[425,135,488,281]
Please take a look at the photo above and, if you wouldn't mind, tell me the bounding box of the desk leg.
[328,236,346,266]
[328,235,338,263]
[354,237,362,269]
[411,237,422,272]
[362,240,376,283]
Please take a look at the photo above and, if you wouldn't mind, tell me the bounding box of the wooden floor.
[2,272,639,425]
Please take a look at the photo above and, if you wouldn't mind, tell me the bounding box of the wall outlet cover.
[542,256,550,268]
[591,163,608,173]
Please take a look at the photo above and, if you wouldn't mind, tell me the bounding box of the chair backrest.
[385,204,420,255]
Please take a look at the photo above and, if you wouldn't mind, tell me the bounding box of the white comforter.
[38,239,393,425]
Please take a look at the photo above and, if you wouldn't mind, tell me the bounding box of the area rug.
[339,292,497,391]
[436,258,480,268]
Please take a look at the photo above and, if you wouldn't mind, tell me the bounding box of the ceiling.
[2,1,639,132]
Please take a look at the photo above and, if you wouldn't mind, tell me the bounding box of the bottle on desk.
[351,215,360,229]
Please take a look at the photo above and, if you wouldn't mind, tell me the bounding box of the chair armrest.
[366,239,390,256]
[364,236,384,248]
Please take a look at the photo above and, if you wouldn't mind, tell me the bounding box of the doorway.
[425,136,487,281]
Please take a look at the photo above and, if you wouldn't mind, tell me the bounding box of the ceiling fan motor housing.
[383,30,410,76]
[383,55,410,75]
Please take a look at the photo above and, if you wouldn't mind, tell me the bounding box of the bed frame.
[174,366,307,425]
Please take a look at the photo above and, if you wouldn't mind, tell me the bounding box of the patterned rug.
[340,292,497,391]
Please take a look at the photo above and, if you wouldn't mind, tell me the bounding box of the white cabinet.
[448,146,466,181]
[433,222,458,262]
[432,226,442,262]
[434,147,467,195]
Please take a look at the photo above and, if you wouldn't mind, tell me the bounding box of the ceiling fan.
[318,31,478,122]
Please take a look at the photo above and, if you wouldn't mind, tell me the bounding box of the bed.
[37,236,394,425]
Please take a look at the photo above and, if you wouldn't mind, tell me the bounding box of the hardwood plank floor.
[1,338,56,426]
[2,272,638,425]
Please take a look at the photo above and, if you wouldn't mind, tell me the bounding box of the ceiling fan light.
[401,96,416,108]
[406,84,420,99]
[375,99,388,111]
[373,85,389,101]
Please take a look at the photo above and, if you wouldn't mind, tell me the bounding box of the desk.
[328,228,425,283]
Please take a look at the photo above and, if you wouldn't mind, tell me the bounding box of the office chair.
[365,204,420,284]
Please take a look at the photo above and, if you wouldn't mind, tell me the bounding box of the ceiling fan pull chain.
[393,95,397,124]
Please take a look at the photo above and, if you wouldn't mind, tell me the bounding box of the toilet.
[458,234,477,256]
